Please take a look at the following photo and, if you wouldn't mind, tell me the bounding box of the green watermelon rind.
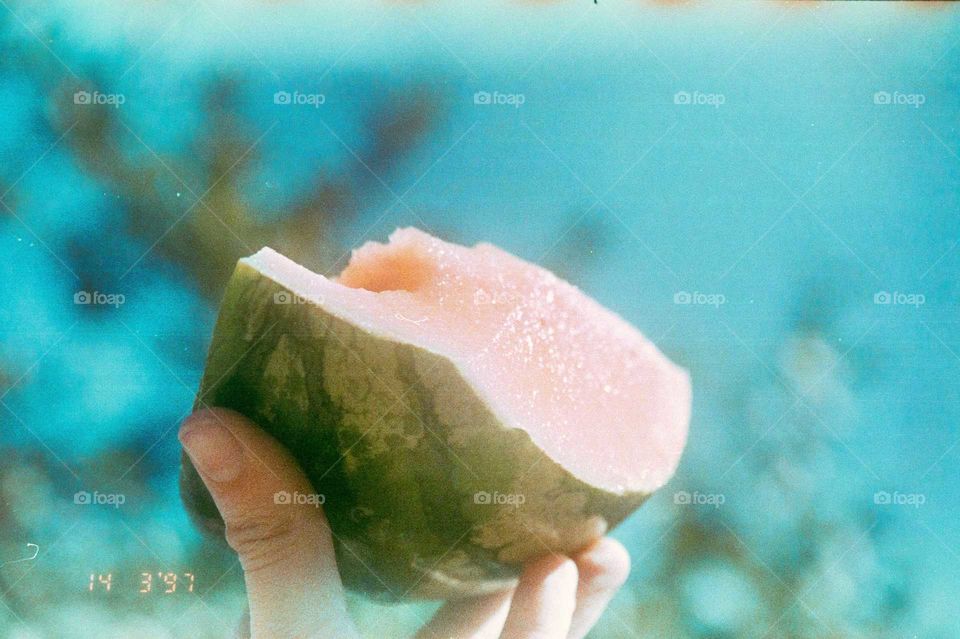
[180,258,650,601]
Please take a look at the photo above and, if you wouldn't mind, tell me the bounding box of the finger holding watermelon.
[179,228,690,636]
[180,408,632,639]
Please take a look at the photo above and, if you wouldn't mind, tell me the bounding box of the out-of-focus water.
[1,2,958,637]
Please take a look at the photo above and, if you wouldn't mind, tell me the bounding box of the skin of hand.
[180,408,632,639]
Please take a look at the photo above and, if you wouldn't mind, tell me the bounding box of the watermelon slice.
[180,228,690,600]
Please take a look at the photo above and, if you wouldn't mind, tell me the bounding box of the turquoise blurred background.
[1,1,958,637]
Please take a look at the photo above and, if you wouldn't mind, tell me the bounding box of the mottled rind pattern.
[180,260,650,601]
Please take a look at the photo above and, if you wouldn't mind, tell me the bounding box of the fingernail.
[179,413,244,483]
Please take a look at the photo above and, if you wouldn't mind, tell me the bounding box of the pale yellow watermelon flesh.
[248,228,690,495]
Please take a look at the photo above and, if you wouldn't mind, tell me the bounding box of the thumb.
[180,408,357,639]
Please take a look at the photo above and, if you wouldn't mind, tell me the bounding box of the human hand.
[180,408,631,639]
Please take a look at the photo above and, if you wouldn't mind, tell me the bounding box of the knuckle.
[602,543,631,588]
[224,502,304,571]
[578,539,631,590]
[554,557,580,583]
